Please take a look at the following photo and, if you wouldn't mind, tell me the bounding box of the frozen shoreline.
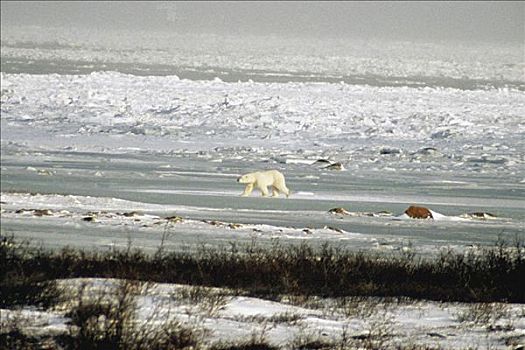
[1,186,522,256]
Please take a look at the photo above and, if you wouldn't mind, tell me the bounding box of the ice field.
[0,25,522,254]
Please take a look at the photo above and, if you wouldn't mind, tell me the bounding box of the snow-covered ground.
[2,278,524,349]
[0,191,521,256]
[2,71,524,152]
[1,69,523,254]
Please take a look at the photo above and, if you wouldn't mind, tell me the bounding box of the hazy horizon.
[1,1,524,43]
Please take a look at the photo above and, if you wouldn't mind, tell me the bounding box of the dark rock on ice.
[379,147,402,155]
[313,159,332,165]
[227,223,243,229]
[427,332,446,339]
[328,207,350,215]
[461,212,497,220]
[33,209,53,216]
[323,162,345,171]
[413,147,441,156]
[122,211,143,217]
[165,215,183,223]
[15,208,53,216]
[325,226,344,233]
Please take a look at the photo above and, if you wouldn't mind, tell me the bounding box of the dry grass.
[2,234,524,308]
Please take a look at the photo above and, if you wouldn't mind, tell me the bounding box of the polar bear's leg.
[272,186,282,197]
[275,183,290,198]
[241,183,254,197]
[259,185,269,197]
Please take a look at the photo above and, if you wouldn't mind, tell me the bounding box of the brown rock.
[405,206,433,219]
[328,207,350,215]
[228,223,243,229]
[15,208,52,216]
[166,215,183,223]
[33,209,52,216]
[205,220,221,226]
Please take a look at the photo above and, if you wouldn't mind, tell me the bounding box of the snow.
[0,308,70,337]
[2,278,524,349]
[2,72,524,152]
[2,192,520,256]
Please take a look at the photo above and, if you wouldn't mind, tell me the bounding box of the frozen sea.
[1,26,524,256]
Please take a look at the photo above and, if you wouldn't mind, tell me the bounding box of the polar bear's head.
[237,173,256,184]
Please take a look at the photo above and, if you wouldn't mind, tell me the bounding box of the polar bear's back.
[255,169,285,183]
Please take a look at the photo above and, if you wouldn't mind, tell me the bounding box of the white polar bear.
[237,170,290,198]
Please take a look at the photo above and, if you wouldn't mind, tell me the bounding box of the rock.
[328,207,350,215]
[404,206,433,219]
[416,147,440,155]
[324,226,343,233]
[361,211,393,217]
[203,220,242,229]
[123,211,142,217]
[427,332,446,339]
[37,169,54,176]
[33,209,53,216]
[228,223,243,229]
[15,208,52,216]
[379,147,402,155]
[165,215,183,223]
[323,162,345,171]
[205,220,222,226]
[461,212,497,220]
[82,216,96,222]
[313,159,332,165]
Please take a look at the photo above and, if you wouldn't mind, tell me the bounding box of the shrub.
[2,234,524,303]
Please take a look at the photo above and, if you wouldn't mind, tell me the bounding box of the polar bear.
[237,170,290,198]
